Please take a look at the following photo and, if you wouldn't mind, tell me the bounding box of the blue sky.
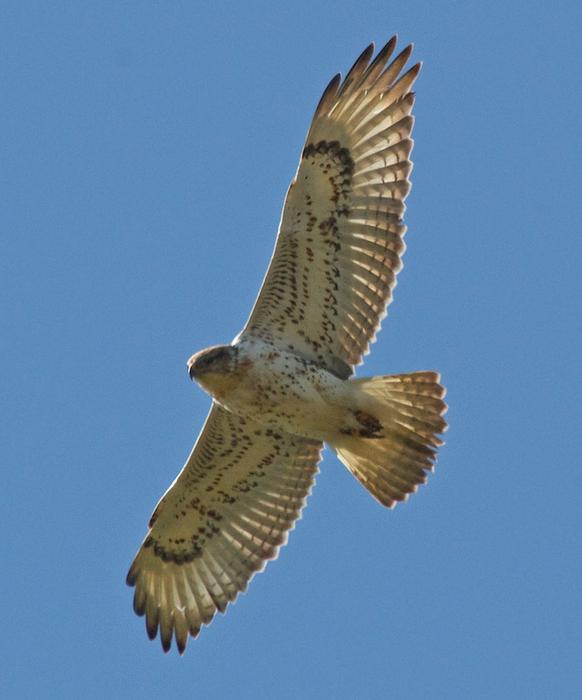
[3,1,581,698]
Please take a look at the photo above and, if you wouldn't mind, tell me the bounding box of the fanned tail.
[331,371,447,508]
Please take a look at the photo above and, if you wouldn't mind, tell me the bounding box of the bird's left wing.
[127,403,322,653]
[239,38,419,379]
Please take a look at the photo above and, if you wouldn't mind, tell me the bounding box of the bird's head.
[187,344,239,399]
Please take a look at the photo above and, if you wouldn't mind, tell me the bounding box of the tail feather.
[332,371,447,508]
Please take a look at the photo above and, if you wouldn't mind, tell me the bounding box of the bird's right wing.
[239,37,419,379]
[127,403,322,654]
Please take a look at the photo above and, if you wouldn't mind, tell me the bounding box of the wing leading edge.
[240,37,420,377]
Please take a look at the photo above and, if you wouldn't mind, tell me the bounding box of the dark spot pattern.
[241,98,413,379]
[127,404,322,652]
[353,409,384,438]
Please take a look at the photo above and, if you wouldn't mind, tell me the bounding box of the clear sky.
[3,1,581,698]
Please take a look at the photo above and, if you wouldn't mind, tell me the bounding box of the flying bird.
[127,36,447,654]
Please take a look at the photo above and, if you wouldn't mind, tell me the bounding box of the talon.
[353,410,383,435]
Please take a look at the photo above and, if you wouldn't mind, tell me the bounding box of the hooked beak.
[187,357,198,381]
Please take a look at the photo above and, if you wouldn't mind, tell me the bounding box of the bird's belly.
[219,354,346,440]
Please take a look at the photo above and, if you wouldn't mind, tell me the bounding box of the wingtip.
[399,43,414,63]
[132,589,146,616]
[382,35,398,54]
[314,72,341,117]
[370,35,398,70]
[161,634,172,653]
[176,636,187,655]
[126,565,137,587]
[146,619,158,641]
[355,42,375,71]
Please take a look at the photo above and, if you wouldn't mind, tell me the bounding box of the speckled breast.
[220,341,347,440]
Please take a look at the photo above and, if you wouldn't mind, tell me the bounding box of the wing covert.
[240,37,419,377]
[127,403,322,653]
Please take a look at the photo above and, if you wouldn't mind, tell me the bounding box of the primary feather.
[240,37,420,378]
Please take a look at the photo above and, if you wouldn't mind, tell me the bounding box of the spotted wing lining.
[240,37,419,377]
[127,403,322,653]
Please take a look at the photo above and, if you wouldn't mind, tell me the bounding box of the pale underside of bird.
[127,36,448,654]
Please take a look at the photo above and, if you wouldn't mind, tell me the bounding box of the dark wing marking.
[239,37,419,378]
[127,403,322,653]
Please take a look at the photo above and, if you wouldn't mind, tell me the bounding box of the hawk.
[127,36,447,654]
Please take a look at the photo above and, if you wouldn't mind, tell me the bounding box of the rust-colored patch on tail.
[353,410,383,438]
